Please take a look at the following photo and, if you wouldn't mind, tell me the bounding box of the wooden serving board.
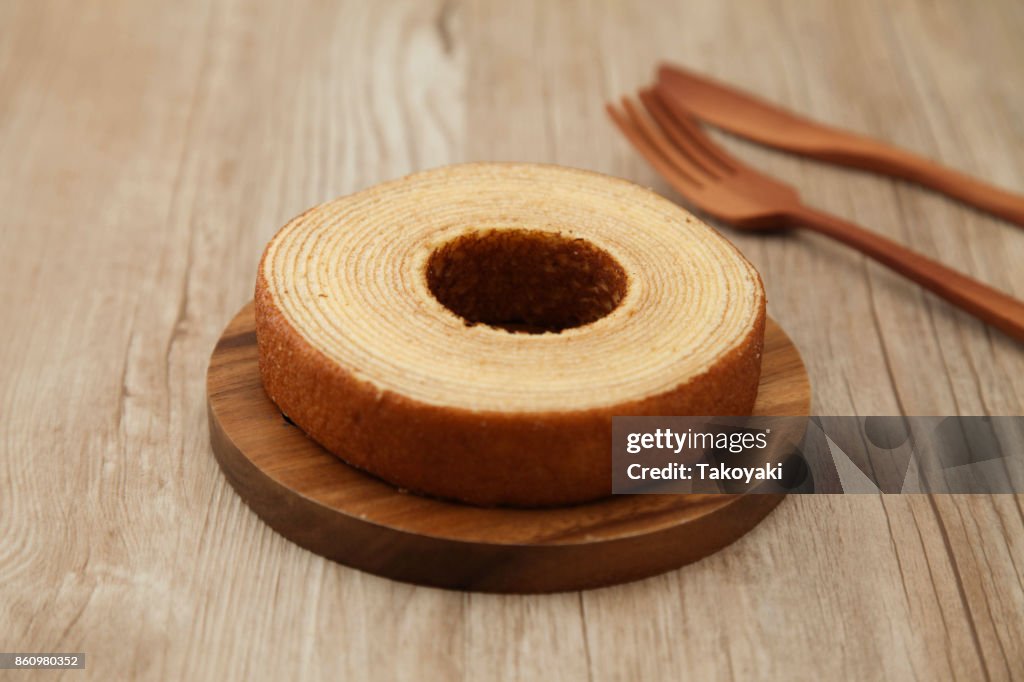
[207,303,810,593]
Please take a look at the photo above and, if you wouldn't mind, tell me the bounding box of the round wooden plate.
[207,303,810,593]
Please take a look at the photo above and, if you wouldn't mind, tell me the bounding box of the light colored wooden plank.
[0,0,1022,680]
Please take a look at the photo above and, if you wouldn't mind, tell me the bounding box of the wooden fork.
[607,89,1024,343]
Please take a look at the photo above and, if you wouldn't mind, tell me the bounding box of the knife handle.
[814,137,1024,227]
[788,205,1024,342]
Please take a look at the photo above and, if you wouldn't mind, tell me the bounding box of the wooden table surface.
[2,0,1022,679]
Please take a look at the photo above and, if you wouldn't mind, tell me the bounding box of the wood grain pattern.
[609,88,1024,341]
[657,63,1024,227]
[0,0,1022,679]
[207,304,807,593]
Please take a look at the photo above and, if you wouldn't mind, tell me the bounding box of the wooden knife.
[657,63,1024,227]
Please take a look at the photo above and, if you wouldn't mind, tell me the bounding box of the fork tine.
[619,97,713,187]
[637,88,724,180]
[606,98,704,190]
[651,89,738,174]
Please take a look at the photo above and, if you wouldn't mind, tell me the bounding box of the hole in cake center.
[426,229,628,334]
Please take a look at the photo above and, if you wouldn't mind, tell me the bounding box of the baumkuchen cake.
[255,163,766,507]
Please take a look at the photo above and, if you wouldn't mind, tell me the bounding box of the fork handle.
[788,205,1024,342]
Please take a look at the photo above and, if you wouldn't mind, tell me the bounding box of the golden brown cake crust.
[255,272,765,509]
[254,163,766,507]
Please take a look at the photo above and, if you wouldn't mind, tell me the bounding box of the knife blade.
[656,62,1024,227]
